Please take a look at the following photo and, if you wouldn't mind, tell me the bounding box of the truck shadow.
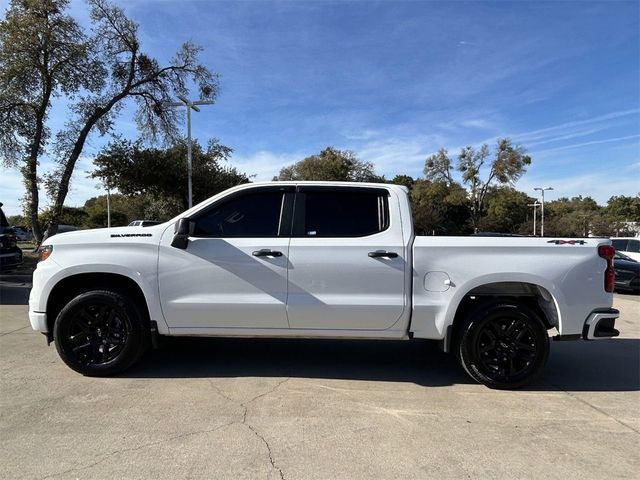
[125,337,639,392]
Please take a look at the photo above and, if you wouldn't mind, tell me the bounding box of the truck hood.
[43,224,169,246]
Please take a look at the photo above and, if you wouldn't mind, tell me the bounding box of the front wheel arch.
[46,272,151,339]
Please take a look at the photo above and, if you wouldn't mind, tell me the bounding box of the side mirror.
[171,218,195,249]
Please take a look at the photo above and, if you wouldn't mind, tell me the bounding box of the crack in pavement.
[541,379,640,435]
[35,378,290,480]
[0,326,30,336]
[210,377,290,480]
[38,421,237,480]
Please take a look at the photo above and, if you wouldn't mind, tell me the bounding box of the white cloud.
[0,168,25,217]
[355,133,448,178]
[232,150,303,181]
[530,134,640,155]
[0,156,104,217]
[512,109,639,144]
[517,172,640,205]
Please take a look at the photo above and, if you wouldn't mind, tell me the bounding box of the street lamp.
[533,187,554,236]
[163,95,214,209]
[527,201,540,236]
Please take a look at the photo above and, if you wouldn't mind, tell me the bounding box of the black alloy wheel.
[54,290,147,376]
[62,303,129,365]
[456,303,550,389]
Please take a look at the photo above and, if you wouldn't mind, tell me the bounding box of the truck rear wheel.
[455,302,549,389]
[53,290,147,376]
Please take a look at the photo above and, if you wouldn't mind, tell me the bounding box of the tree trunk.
[46,95,126,238]
[27,83,52,245]
[23,158,42,243]
[46,122,94,239]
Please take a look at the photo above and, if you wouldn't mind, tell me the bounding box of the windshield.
[615,251,637,262]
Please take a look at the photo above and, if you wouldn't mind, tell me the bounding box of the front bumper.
[582,308,620,340]
[29,310,47,333]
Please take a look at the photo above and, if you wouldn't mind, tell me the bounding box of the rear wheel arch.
[445,282,559,353]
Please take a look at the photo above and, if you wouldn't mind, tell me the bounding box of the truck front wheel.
[53,290,147,376]
[455,302,550,389]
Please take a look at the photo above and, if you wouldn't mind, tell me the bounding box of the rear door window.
[296,189,389,237]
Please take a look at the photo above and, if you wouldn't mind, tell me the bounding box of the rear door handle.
[252,249,283,257]
[368,251,399,258]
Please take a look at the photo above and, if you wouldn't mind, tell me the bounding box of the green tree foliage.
[39,205,88,228]
[390,174,415,190]
[424,139,531,232]
[0,0,217,242]
[6,214,27,227]
[83,193,147,227]
[605,195,640,222]
[410,180,471,235]
[479,187,536,234]
[275,147,383,182]
[0,0,95,241]
[423,149,454,185]
[91,138,249,216]
[543,196,601,237]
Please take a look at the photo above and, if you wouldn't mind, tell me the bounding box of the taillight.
[598,245,615,293]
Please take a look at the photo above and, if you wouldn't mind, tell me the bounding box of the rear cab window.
[294,188,389,237]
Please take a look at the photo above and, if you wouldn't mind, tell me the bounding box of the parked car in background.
[11,226,32,241]
[0,203,23,272]
[613,251,640,294]
[128,220,161,227]
[41,225,78,243]
[611,237,640,262]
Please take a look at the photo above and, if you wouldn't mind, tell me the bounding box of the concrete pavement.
[1,283,638,479]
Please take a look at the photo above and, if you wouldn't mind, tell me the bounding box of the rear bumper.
[582,308,620,340]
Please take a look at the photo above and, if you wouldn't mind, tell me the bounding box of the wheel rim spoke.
[475,315,539,383]
[65,302,129,366]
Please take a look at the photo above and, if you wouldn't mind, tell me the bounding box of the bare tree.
[423,139,532,231]
[1,0,217,241]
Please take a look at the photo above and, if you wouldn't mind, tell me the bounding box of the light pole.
[106,186,111,228]
[527,201,540,236]
[163,95,214,209]
[533,187,554,236]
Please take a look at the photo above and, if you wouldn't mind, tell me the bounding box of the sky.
[1,0,639,216]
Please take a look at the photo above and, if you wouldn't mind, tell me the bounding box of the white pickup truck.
[29,182,620,389]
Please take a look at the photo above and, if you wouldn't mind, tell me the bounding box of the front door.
[286,187,407,331]
[158,186,294,330]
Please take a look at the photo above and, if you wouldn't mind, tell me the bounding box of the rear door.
[286,186,406,331]
[158,186,294,330]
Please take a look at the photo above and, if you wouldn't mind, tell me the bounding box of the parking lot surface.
[1,282,638,479]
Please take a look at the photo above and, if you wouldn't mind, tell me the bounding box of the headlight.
[38,245,53,262]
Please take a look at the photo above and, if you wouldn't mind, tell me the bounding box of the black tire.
[53,289,148,376]
[455,302,550,389]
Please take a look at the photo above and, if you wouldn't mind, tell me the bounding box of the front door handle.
[252,249,283,257]
[368,251,399,258]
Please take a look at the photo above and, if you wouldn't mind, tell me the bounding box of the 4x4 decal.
[547,239,587,245]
